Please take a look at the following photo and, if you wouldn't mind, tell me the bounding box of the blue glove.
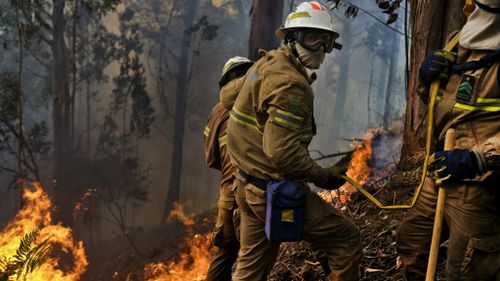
[430,149,480,186]
[419,50,457,85]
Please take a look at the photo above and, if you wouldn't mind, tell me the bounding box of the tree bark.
[162,0,198,223]
[248,0,284,60]
[399,0,465,168]
[15,4,24,185]
[383,31,398,127]
[52,0,73,226]
[330,20,352,151]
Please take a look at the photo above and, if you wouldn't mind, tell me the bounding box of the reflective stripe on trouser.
[233,177,362,281]
[206,185,239,281]
[397,176,500,281]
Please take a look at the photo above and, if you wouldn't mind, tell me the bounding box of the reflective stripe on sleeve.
[218,135,228,148]
[454,103,500,112]
[272,109,305,130]
[477,98,500,104]
[230,107,264,134]
[204,126,210,137]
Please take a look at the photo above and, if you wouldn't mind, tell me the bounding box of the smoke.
[370,123,403,169]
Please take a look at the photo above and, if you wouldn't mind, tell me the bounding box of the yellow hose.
[341,33,461,209]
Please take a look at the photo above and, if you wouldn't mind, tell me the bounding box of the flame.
[167,203,195,226]
[344,129,375,190]
[143,204,212,281]
[320,129,377,203]
[0,182,88,280]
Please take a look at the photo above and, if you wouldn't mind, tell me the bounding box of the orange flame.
[320,129,377,203]
[344,129,375,190]
[144,204,211,281]
[167,203,195,226]
[0,182,88,280]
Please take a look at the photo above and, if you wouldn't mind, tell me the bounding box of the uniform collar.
[278,44,317,84]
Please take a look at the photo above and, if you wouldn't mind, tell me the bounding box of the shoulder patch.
[285,92,304,114]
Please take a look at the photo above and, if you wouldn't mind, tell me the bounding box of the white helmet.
[276,2,338,40]
[219,56,253,88]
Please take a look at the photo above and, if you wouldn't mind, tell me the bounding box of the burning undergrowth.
[132,126,422,281]
[0,182,88,281]
[142,203,213,281]
[318,126,416,207]
[270,126,423,280]
[79,125,424,281]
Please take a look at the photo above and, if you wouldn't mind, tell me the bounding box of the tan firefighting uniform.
[226,44,362,281]
[397,45,500,280]
[204,78,244,281]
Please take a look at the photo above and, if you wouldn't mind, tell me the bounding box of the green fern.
[0,229,51,281]
[0,257,11,281]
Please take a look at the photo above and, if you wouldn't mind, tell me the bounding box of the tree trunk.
[399,0,465,168]
[52,0,73,226]
[70,0,78,146]
[367,53,375,126]
[15,5,24,185]
[248,0,284,60]
[86,23,91,159]
[330,20,352,151]
[161,0,198,223]
[376,59,389,124]
[383,31,398,127]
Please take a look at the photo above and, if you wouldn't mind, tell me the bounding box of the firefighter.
[397,1,500,280]
[226,2,362,280]
[203,56,253,281]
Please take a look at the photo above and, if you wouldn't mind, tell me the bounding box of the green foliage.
[327,0,401,24]
[81,0,122,17]
[188,15,219,41]
[0,73,50,179]
[94,116,150,204]
[0,73,20,122]
[73,115,150,233]
[0,229,51,281]
[25,122,50,156]
[112,7,155,138]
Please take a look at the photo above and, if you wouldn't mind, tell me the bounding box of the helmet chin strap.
[289,41,304,65]
[473,0,500,13]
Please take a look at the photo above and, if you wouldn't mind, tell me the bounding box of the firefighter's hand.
[319,163,348,190]
[419,50,457,85]
[429,149,481,186]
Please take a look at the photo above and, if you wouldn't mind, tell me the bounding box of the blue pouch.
[265,180,307,242]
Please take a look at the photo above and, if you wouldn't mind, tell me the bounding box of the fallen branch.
[313,150,355,161]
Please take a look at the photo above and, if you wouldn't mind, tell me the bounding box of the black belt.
[239,171,269,190]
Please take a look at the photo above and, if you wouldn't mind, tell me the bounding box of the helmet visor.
[297,30,340,53]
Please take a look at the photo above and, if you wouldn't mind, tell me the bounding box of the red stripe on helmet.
[310,2,325,11]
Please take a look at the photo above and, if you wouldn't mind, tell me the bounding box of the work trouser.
[233,175,362,281]
[206,183,240,281]
[397,176,500,281]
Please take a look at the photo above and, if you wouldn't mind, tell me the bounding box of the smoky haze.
[0,0,408,241]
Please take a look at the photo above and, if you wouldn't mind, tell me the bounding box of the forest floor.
[82,165,449,281]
